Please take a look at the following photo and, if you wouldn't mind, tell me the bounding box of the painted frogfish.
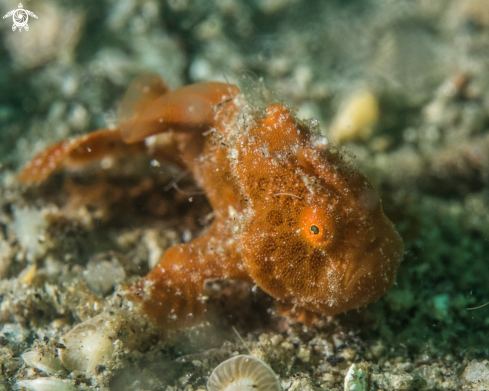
[19,74,404,329]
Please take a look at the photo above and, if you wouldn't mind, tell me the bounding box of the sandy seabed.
[1,0,489,390]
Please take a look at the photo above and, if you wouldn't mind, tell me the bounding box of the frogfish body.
[19,74,403,328]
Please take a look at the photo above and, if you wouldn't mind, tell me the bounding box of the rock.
[463,360,489,385]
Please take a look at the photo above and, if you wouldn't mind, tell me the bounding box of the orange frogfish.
[19,74,404,329]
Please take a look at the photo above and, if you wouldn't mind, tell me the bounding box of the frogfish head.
[239,104,403,316]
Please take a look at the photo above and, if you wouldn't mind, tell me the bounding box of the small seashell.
[58,313,119,374]
[207,355,280,391]
[16,378,77,391]
[22,350,64,375]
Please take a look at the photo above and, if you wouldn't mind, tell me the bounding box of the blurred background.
[1,0,489,383]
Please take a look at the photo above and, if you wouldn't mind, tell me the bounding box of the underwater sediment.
[0,0,489,390]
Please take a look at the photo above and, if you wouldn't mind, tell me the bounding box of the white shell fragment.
[16,378,77,391]
[22,350,64,375]
[58,313,119,374]
[12,206,50,261]
[207,355,281,391]
[330,90,379,144]
[82,255,126,296]
[344,363,368,391]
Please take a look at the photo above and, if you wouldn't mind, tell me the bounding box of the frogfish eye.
[300,207,333,247]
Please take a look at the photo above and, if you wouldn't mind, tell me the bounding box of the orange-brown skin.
[19,74,404,329]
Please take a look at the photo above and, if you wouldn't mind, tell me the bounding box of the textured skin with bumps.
[19,74,403,329]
